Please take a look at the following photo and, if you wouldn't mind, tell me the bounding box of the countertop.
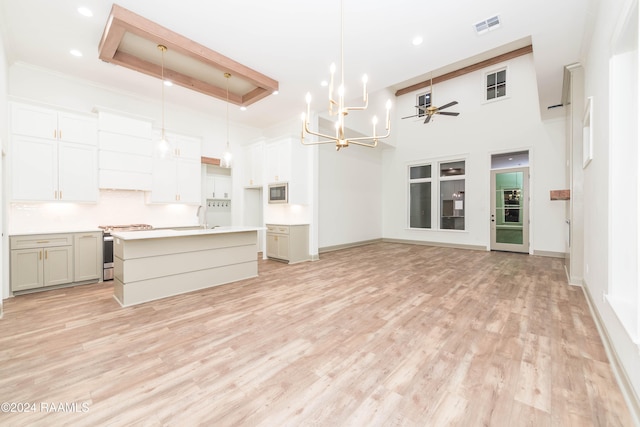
[111,226,264,241]
[9,228,103,236]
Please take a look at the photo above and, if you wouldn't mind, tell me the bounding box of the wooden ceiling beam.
[99,4,278,106]
[395,44,533,97]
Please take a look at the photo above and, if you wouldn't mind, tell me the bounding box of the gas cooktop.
[98,224,154,233]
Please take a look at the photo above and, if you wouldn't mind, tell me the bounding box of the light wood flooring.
[0,242,633,426]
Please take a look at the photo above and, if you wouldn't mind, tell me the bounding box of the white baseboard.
[581,283,640,426]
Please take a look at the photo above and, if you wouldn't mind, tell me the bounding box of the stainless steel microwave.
[268,183,288,203]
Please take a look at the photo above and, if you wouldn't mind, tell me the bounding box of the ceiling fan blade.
[424,114,432,124]
[402,114,420,119]
[437,101,458,110]
[438,111,460,116]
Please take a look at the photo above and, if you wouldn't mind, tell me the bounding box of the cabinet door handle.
[59,130,62,139]
[44,250,48,260]
[53,129,57,138]
[59,190,63,200]
[39,250,42,260]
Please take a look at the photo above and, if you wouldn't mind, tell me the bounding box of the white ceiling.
[0,0,593,129]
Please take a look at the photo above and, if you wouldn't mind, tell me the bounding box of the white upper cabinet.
[206,175,232,199]
[243,142,264,187]
[265,139,291,183]
[149,132,202,204]
[10,103,98,202]
[11,103,97,145]
[11,136,57,201]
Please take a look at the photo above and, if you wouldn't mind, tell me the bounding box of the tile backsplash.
[9,190,200,234]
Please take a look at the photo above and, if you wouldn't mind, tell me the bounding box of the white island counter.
[111,226,261,307]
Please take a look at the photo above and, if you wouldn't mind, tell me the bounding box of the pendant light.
[221,72,232,168]
[157,44,170,156]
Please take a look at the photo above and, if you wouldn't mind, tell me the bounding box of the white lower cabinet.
[10,232,102,293]
[265,224,310,264]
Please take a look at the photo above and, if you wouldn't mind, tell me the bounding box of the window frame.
[438,160,466,231]
[416,91,432,118]
[484,67,508,102]
[407,158,467,232]
[407,163,433,229]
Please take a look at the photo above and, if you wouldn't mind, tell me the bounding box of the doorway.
[490,167,530,253]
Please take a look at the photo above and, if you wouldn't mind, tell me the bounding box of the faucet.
[196,205,207,228]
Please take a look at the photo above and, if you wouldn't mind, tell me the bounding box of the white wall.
[0,26,8,313]
[382,54,566,253]
[582,0,640,417]
[318,142,383,249]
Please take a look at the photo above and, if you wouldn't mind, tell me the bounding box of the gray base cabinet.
[266,224,309,264]
[74,232,103,282]
[10,231,103,293]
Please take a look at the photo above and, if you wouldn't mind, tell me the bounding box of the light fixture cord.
[225,73,230,150]
[340,0,344,92]
[159,45,166,141]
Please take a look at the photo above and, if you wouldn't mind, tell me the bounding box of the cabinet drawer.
[10,234,74,249]
[266,225,289,234]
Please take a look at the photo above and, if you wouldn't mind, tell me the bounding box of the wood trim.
[395,45,533,97]
[201,156,221,166]
[550,189,570,200]
[98,4,278,106]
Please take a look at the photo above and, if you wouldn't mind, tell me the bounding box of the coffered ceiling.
[0,0,594,128]
[98,4,278,107]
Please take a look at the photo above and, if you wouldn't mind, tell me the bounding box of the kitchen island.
[111,226,261,307]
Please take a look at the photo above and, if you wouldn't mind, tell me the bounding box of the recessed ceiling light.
[272,90,279,95]
[77,7,93,17]
[320,80,328,87]
[70,49,83,57]
[412,36,423,46]
[163,80,173,87]
[240,106,247,111]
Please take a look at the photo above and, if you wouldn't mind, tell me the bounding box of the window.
[409,164,432,229]
[439,161,465,230]
[416,91,431,117]
[408,160,466,231]
[486,69,506,100]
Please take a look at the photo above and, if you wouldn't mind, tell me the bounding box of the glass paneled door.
[490,167,529,253]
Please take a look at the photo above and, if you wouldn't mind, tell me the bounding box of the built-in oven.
[268,183,288,204]
[99,224,153,281]
[103,233,114,281]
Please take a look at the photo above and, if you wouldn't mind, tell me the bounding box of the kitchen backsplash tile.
[9,190,199,233]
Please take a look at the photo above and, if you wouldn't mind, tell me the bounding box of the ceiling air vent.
[475,15,501,35]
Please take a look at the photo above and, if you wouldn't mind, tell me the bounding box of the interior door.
[490,167,529,253]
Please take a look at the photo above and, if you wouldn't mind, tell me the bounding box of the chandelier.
[301,0,391,151]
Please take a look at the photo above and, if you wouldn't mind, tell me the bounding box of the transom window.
[416,91,431,117]
[486,69,506,100]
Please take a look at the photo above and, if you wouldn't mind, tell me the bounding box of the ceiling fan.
[402,77,460,123]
